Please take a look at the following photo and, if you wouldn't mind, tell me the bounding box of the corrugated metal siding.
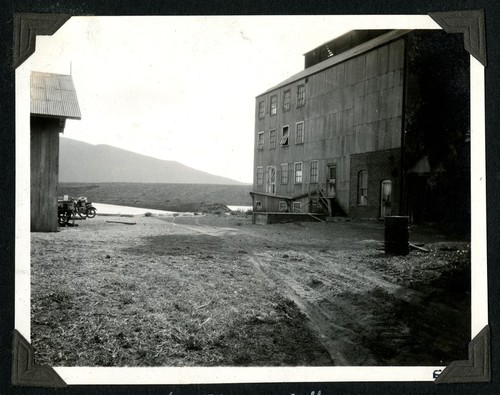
[253,35,406,215]
[30,72,82,120]
[259,30,410,96]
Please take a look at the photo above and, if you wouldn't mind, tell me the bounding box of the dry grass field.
[31,212,470,367]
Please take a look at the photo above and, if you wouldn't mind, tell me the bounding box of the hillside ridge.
[59,137,246,185]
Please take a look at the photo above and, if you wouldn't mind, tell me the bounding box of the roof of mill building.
[303,30,392,68]
[30,71,82,120]
[259,29,411,97]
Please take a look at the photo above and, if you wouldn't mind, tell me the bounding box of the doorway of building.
[380,179,392,218]
[325,164,338,216]
[326,164,336,198]
[266,166,276,194]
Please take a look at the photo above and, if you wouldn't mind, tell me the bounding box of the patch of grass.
[31,232,331,367]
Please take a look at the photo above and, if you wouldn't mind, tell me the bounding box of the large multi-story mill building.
[251,29,470,228]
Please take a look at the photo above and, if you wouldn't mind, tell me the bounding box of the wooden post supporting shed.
[30,72,81,232]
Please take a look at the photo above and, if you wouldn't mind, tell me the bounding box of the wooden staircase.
[308,186,332,216]
[317,188,331,215]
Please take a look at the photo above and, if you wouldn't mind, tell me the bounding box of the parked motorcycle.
[75,197,97,218]
[57,199,76,226]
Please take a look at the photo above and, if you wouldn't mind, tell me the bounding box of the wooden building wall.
[30,117,62,232]
[252,194,287,213]
[253,38,405,215]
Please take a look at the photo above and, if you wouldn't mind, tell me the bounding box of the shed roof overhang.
[30,71,82,120]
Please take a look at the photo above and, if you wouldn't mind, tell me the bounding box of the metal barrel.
[384,216,409,255]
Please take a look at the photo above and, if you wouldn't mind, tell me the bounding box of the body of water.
[227,205,252,212]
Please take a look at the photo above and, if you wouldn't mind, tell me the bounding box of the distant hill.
[59,137,246,185]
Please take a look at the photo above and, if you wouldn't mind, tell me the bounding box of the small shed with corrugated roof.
[30,71,82,232]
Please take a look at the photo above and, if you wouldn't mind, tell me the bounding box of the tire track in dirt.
[247,254,355,365]
[154,219,342,364]
[249,244,426,366]
[236,231,424,366]
[158,219,425,366]
[165,220,375,365]
[247,251,382,365]
[299,249,425,304]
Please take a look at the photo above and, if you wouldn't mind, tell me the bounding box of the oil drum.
[384,216,409,255]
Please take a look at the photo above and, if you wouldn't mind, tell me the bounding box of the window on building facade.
[269,129,276,149]
[270,95,278,116]
[279,201,288,212]
[257,166,264,186]
[310,160,319,183]
[294,162,303,184]
[293,201,301,213]
[329,165,337,180]
[358,170,368,205]
[296,121,304,144]
[280,126,289,146]
[266,166,276,194]
[256,201,262,209]
[283,89,291,111]
[257,132,264,150]
[258,100,265,118]
[297,84,305,107]
[281,163,289,184]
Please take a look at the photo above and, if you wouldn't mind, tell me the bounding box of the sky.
[29,15,439,183]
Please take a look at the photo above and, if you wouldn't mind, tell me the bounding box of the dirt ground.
[31,213,470,367]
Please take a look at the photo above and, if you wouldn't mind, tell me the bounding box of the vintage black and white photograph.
[15,14,488,384]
